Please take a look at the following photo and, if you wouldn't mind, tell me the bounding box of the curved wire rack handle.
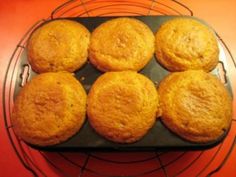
[50,0,193,19]
[51,0,78,19]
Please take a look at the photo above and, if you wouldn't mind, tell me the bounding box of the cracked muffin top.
[87,71,160,143]
[155,18,219,72]
[28,19,90,73]
[89,17,155,72]
[158,70,232,143]
[11,72,87,146]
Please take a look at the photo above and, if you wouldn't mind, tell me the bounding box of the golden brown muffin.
[28,19,90,73]
[87,71,160,143]
[89,18,155,72]
[158,70,232,143]
[11,72,87,146]
[155,18,219,72]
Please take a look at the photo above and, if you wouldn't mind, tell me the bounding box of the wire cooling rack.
[3,0,236,176]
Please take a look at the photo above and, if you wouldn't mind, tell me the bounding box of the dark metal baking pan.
[14,16,233,151]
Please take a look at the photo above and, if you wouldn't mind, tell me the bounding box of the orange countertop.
[1,1,236,177]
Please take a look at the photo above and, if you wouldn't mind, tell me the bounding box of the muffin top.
[87,71,160,143]
[28,19,90,73]
[155,18,219,72]
[89,18,155,72]
[11,72,87,146]
[158,70,232,143]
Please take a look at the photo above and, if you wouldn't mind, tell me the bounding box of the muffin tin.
[14,16,233,151]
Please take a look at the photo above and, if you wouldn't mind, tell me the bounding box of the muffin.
[155,18,219,72]
[87,71,160,143]
[11,72,87,146]
[158,70,232,143]
[28,19,90,73]
[89,18,155,72]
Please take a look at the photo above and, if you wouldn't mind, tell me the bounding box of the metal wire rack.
[3,0,236,177]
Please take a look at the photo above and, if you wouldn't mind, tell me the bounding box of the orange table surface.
[0,0,236,177]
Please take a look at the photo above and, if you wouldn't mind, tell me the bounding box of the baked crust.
[28,20,90,73]
[89,18,155,71]
[11,72,87,146]
[87,71,160,143]
[158,70,232,143]
[155,18,219,72]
